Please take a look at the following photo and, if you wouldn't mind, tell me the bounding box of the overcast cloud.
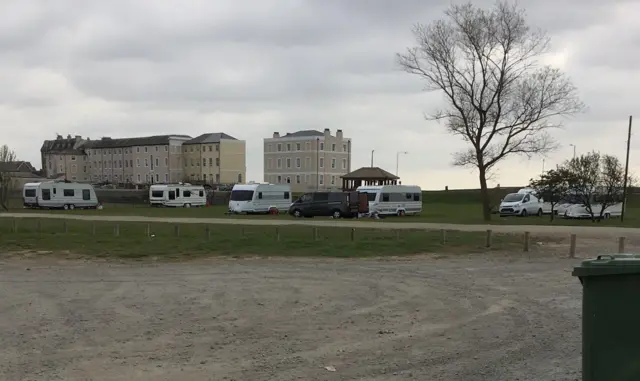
[1,0,638,189]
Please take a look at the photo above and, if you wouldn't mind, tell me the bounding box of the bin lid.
[572,254,640,277]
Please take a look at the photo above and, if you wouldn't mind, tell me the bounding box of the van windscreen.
[230,190,254,201]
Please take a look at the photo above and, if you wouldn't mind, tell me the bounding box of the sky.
[1,0,638,190]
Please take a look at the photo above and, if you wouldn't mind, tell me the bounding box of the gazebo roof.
[341,167,399,180]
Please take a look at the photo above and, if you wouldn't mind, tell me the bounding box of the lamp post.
[396,151,408,177]
[370,150,375,167]
[569,144,576,159]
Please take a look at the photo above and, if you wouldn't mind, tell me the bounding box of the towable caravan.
[23,180,99,209]
[356,185,422,216]
[228,183,292,214]
[149,183,207,207]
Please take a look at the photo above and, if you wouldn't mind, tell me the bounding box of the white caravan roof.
[357,185,422,193]
[232,183,291,192]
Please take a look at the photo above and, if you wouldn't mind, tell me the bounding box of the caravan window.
[284,192,290,199]
[406,193,412,200]
[63,189,74,197]
[199,190,204,197]
[25,189,36,197]
[151,190,164,198]
[413,193,421,201]
[42,189,51,200]
[168,190,176,200]
[53,188,56,194]
[230,190,254,201]
[183,190,192,197]
[382,193,389,202]
[365,193,377,202]
[176,188,180,197]
[258,192,263,199]
[82,189,91,200]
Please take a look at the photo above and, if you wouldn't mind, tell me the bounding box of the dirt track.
[2,212,640,238]
[0,254,583,381]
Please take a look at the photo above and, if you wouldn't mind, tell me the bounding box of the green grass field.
[0,218,528,259]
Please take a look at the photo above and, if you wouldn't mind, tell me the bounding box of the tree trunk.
[478,166,491,221]
[549,207,555,221]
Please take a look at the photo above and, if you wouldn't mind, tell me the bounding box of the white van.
[24,180,99,210]
[499,190,543,217]
[356,185,422,216]
[149,183,207,208]
[228,183,292,214]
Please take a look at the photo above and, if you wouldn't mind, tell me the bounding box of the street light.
[396,151,408,176]
[569,144,576,159]
[370,150,375,167]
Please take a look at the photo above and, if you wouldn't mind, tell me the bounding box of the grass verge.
[0,218,528,259]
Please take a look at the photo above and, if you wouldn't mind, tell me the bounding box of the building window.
[155,174,159,182]
[203,158,206,166]
[190,159,194,167]
[137,174,141,182]
[145,158,149,167]
[286,158,291,168]
[71,155,76,161]
[319,175,324,185]
[71,165,77,173]
[319,158,324,168]
[286,143,291,151]
[208,145,212,151]
[165,174,168,182]
[268,144,272,152]
[277,143,282,152]
[130,159,133,167]
[165,157,168,166]
[331,158,336,169]
[155,146,158,152]
[190,146,194,152]
[286,176,291,184]
[215,158,220,166]
[277,175,282,183]
[215,174,220,183]
[305,142,310,150]
[277,159,282,169]
[119,160,122,168]
[144,147,148,153]
[296,143,301,151]
[305,157,310,168]
[320,142,324,150]
[331,176,335,185]
[267,158,272,169]
[125,160,128,168]
[155,158,159,167]
[216,144,219,152]
[165,146,168,152]
[305,174,310,183]
[136,147,140,153]
[343,144,347,152]
[208,157,213,166]
[331,144,336,151]
[238,173,242,183]
[296,157,301,168]
[342,158,347,169]
[296,175,301,184]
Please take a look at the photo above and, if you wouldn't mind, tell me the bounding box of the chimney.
[273,132,280,138]
[336,129,343,139]
[56,135,62,140]
[75,135,81,140]
[324,128,330,138]
[66,134,71,139]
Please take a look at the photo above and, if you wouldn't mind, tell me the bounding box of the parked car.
[499,191,543,217]
[288,191,368,218]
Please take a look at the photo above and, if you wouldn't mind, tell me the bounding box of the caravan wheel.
[63,204,69,210]
[69,204,75,210]
[397,210,406,217]
[183,203,191,208]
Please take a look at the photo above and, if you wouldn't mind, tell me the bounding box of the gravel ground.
[3,212,640,239]
[0,253,584,381]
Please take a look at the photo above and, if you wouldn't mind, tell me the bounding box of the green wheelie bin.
[572,254,640,381]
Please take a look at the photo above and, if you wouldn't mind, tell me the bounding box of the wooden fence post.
[12,218,17,233]
[569,234,577,258]
[205,225,211,241]
[114,224,120,237]
[350,228,356,242]
[485,229,492,248]
[523,232,530,252]
[441,229,447,245]
[618,237,626,253]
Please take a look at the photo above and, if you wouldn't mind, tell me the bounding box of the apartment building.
[181,133,246,184]
[40,135,90,181]
[83,135,192,184]
[263,128,352,192]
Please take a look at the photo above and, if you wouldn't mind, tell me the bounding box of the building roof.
[83,134,191,149]
[183,132,238,145]
[0,161,36,173]
[341,167,399,180]
[40,137,85,154]
[282,130,324,138]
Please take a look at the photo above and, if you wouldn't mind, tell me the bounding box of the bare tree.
[597,154,629,220]
[397,1,584,220]
[0,145,17,211]
[564,152,601,221]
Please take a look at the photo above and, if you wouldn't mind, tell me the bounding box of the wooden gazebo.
[341,167,400,191]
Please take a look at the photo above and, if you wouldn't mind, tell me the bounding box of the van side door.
[311,192,330,216]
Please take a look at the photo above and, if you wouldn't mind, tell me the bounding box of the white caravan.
[23,180,99,210]
[564,197,623,219]
[149,183,207,208]
[356,185,422,216]
[228,183,292,214]
[499,189,543,217]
